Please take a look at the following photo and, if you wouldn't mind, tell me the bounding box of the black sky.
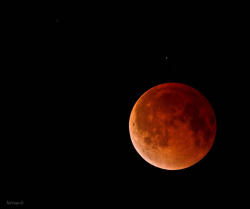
[51,7,247,206]
[2,3,249,208]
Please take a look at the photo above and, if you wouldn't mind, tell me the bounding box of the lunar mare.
[129,83,216,170]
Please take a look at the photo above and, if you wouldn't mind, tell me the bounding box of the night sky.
[2,3,248,208]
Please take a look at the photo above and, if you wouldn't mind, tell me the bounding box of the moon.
[129,83,216,170]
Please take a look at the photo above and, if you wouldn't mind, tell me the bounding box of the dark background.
[2,3,249,208]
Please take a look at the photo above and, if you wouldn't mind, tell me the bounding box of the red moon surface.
[129,83,216,170]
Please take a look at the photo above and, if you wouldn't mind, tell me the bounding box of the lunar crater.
[144,136,152,145]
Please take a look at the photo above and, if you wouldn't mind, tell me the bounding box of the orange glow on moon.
[129,83,216,170]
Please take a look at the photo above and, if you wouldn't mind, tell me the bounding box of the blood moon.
[129,83,216,170]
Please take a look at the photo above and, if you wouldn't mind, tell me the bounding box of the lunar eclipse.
[129,83,216,170]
